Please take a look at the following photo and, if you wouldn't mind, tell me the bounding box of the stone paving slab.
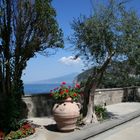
[57,110,140,140]
[28,102,140,140]
[106,102,140,117]
[88,115,140,140]
[28,117,72,140]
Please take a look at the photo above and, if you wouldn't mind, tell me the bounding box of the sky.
[22,0,140,83]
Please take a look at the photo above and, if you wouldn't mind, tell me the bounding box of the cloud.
[59,56,82,65]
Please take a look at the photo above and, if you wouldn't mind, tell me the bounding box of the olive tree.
[70,0,140,124]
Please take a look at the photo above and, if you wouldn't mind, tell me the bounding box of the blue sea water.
[24,83,73,95]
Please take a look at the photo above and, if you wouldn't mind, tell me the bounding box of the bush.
[95,105,108,121]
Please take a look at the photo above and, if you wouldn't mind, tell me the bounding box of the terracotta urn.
[52,97,81,131]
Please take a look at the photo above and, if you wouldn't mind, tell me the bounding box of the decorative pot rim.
[56,100,73,103]
[54,97,79,103]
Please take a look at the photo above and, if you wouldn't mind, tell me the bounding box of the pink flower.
[54,87,58,90]
[61,82,66,85]
[53,88,58,91]
[76,83,80,88]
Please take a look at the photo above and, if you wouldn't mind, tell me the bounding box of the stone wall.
[94,87,139,105]
[94,88,124,106]
[22,94,55,118]
[22,86,140,118]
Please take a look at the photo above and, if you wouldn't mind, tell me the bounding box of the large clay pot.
[52,97,81,132]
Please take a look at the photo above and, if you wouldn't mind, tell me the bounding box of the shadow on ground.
[107,112,120,119]
[45,124,75,133]
[45,124,58,132]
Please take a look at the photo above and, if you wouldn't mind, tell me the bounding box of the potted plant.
[50,82,82,131]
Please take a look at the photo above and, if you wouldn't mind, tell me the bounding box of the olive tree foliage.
[101,60,140,88]
[70,0,140,124]
[0,0,63,131]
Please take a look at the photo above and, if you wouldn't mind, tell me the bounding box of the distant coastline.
[26,73,78,84]
[24,73,78,95]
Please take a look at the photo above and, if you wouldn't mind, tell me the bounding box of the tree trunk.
[82,83,98,124]
[83,94,98,124]
[82,53,114,125]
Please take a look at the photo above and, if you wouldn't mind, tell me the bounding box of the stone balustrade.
[22,86,140,118]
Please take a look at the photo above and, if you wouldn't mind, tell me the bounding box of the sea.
[24,83,73,95]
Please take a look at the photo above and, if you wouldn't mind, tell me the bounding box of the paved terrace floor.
[28,102,140,140]
[88,116,140,140]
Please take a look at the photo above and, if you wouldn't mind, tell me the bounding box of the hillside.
[30,73,79,84]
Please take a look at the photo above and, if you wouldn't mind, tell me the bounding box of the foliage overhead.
[70,0,140,70]
[77,61,140,88]
[74,1,140,87]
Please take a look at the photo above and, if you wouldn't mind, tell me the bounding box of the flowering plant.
[5,120,35,140]
[50,82,81,101]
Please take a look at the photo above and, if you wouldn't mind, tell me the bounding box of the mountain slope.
[30,73,78,84]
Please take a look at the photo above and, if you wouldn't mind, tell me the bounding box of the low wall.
[22,86,140,118]
[95,87,140,105]
[22,94,54,117]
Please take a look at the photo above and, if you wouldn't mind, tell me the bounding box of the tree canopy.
[70,0,140,69]
[0,0,63,131]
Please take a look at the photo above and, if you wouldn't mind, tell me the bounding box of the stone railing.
[22,86,140,118]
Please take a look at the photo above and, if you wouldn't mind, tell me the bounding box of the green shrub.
[95,105,108,121]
